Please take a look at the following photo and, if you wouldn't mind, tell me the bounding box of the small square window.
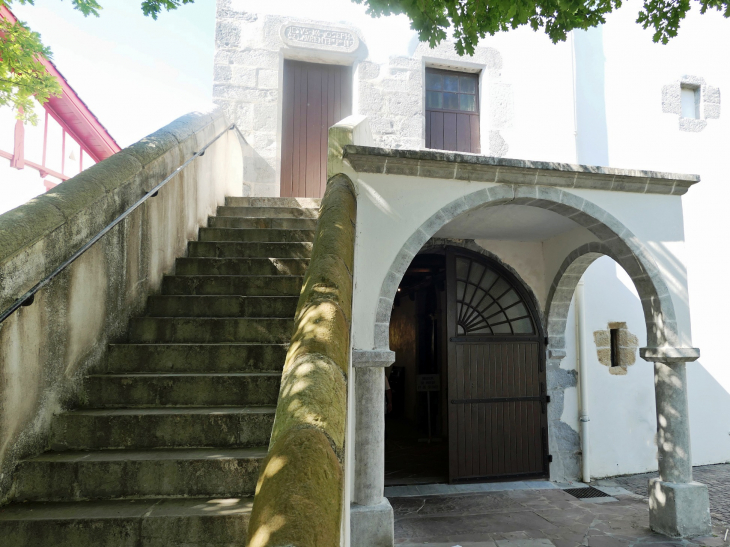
[443,92,459,110]
[680,85,700,119]
[426,73,442,91]
[426,91,442,109]
[443,75,459,92]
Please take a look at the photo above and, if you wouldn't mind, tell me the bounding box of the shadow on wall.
[239,131,276,196]
[574,26,609,167]
[688,362,730,465]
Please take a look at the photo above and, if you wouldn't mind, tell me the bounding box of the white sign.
[281,23,359,54]
[417,374,441,392]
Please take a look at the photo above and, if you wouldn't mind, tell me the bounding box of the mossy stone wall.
[247,174,357,547]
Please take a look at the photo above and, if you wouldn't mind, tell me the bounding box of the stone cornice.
[342,145,700,196]
[640,347,701,363]
[352,349,396,368]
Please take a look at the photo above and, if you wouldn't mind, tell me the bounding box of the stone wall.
[246,173,356,547]
[0,109,244,503]
[214,0,515,196]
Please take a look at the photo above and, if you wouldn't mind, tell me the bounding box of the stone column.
[640,347,711,538]
[350,349,396,547]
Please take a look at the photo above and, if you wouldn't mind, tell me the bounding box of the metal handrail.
[0,123,236,325]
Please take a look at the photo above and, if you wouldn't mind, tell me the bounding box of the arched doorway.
[384,246,547,486]
[446,247,547,482]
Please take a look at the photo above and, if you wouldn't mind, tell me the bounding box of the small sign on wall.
[417,374,441,392]
[280,22,359,53]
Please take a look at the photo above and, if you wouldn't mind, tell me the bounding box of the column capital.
[640,347,700,363]
[353,349,396,368]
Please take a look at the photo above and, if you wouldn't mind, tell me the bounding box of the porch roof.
[341,145,700,196]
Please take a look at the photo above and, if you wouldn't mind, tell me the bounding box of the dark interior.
[384,253,449,486]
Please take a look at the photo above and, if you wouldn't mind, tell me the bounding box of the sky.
[11,0,218,147]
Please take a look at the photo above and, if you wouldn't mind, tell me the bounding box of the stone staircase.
[0,197,319,546]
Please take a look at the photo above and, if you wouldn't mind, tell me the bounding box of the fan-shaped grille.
[455,256,535,335]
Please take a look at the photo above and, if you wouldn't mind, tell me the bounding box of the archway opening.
[385,252,449,486]
[384,246,548,486]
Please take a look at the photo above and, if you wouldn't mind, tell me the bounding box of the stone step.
[0,496,253,547]
[225,196,320,208]
[208,216,318,230]
[50,407,275,451]
[128,317,294,344]
[161,274,302,296]
[13,447,266,502]
[83,373,281,408]
[105,343,287,374]
[174,257,310,276]
[198,227,316,243]
[146,295,299,318]
[86,371,281,406]
[217,205,319,219]
[187,240,313,258]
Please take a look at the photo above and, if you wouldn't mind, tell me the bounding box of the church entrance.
[385,247,548,486]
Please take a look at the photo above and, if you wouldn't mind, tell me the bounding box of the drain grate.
[563,486,611,499]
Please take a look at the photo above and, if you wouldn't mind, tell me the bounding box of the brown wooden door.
[425,68,480,153]
[445,247,548,482]
[280,60,352,198]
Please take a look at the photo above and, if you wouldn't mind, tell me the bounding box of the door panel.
[280,60,352,198]
[446,248,547,482]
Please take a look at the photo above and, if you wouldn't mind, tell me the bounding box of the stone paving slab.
[386,481,559,498]
[610,463,730,526]
[391,487,729,546]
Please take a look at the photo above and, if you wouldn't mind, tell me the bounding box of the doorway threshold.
[384,479,558,498]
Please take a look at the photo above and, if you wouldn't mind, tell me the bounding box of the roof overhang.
[342,146,700,196]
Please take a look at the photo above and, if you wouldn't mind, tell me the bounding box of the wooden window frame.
[425,67,481,154]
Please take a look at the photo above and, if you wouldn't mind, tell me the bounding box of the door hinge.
[547,455,553,463]
[546,396,551,403]
[544,337,548,346]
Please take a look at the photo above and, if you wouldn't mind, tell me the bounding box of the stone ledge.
[352,349,396,368]
[640,347,700,363]
[342,145,700,196]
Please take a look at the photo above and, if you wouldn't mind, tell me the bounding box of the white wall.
[569,0,730,468]
[561,256,730,477]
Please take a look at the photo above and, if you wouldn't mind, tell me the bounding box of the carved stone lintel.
[281,22,359,54]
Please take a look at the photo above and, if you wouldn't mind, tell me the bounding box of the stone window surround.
[593,321,640,375]
[661,74,721,133]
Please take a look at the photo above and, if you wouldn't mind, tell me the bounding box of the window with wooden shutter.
[425,68,480,154]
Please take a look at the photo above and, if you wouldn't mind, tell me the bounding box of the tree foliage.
[0,11,60,124]
[355,0,730,54]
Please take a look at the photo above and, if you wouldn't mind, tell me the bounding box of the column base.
[351,498,394,547]
[649,479,712,538]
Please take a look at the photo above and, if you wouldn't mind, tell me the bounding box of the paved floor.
[391,484,730,547]
[610,464,730,526]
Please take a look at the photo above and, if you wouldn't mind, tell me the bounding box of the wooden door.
[280,60,352,198]
[425,68,480,153]
[446,247,548,482]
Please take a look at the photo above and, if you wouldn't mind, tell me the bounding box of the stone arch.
[372,185,677,351]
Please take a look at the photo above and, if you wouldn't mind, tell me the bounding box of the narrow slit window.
[680,85,700,119]
[610,328,620,368]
